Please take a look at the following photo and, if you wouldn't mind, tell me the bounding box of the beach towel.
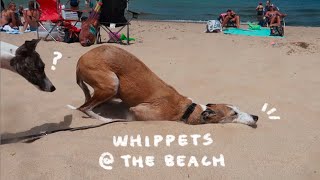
[248,23,261,30]
[223,28,284,38]
[0,25,32,34]
[206,20,222,33]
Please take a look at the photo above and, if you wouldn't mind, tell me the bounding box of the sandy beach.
[1,21,320,180]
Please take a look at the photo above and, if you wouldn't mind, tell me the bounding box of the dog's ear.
[25,39,41,52]
[16,39,41,56]
[206,103,215,107]
[201,109,216,120]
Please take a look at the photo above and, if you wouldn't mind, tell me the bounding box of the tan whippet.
[74,45,258,126]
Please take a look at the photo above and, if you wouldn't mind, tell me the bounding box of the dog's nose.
[80,42,87,47]
[50,86,56,92]
[86,39,91,46]
[251,115,259,122]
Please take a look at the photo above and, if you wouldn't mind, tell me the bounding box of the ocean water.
[5,0,320,27]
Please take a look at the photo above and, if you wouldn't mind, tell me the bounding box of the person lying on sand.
[221,9,240,28]
[265,6,286,26]
[0,2,22,28]
[22,0,40,31]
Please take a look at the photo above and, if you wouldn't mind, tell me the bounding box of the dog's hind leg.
[77,73,91,102]
[78,72,121,123]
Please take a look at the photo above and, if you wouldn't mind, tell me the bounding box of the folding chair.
[36,0,86,41]
[96,0,139,45]
[36,0,62,41]
[64,0,88,22]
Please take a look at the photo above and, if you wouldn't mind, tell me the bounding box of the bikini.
[268,12,278,18]
[26,10,38,31]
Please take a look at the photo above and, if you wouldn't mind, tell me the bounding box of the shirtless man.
[0,2,21,28]
[265,6,286,26]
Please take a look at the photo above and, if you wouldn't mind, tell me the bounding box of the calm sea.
[5,0,320,27]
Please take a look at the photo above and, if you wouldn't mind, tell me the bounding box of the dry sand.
[1,21,320,180]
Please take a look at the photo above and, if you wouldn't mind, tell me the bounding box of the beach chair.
[265,16,286,36]
[36,0,85,41]
[96,0,139,45]
[36,0,62,41]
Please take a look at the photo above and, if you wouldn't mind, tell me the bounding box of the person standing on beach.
[264,0,272,14]
[256,2,264,16]
[256,2,264,26]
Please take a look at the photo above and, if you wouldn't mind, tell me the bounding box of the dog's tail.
[66,104,77,110]
[76,67,91,103]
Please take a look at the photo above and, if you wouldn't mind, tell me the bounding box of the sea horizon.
[3,0,320,27]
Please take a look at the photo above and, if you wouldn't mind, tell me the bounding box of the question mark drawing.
[51,51,63,71]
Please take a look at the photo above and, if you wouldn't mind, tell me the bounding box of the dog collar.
[181,103,197,122]
[89,24,97,35]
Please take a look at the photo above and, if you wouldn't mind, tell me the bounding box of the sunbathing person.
[265,6,286,26]
[23,0,40,31]
[221,9,240,28]
[0,2,20,28]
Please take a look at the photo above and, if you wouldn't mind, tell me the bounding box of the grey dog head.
[10,39,56,92]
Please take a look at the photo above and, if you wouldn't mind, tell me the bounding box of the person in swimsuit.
[256,2,264,16]
[221,9,240,28]
[265,6,286,26]
[23,0,40,31]
[0,2,20,28]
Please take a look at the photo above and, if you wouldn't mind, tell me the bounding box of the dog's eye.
[232,111,238,116]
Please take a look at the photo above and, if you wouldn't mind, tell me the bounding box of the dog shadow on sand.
[91,99,129,119]
[0,100,130,145]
